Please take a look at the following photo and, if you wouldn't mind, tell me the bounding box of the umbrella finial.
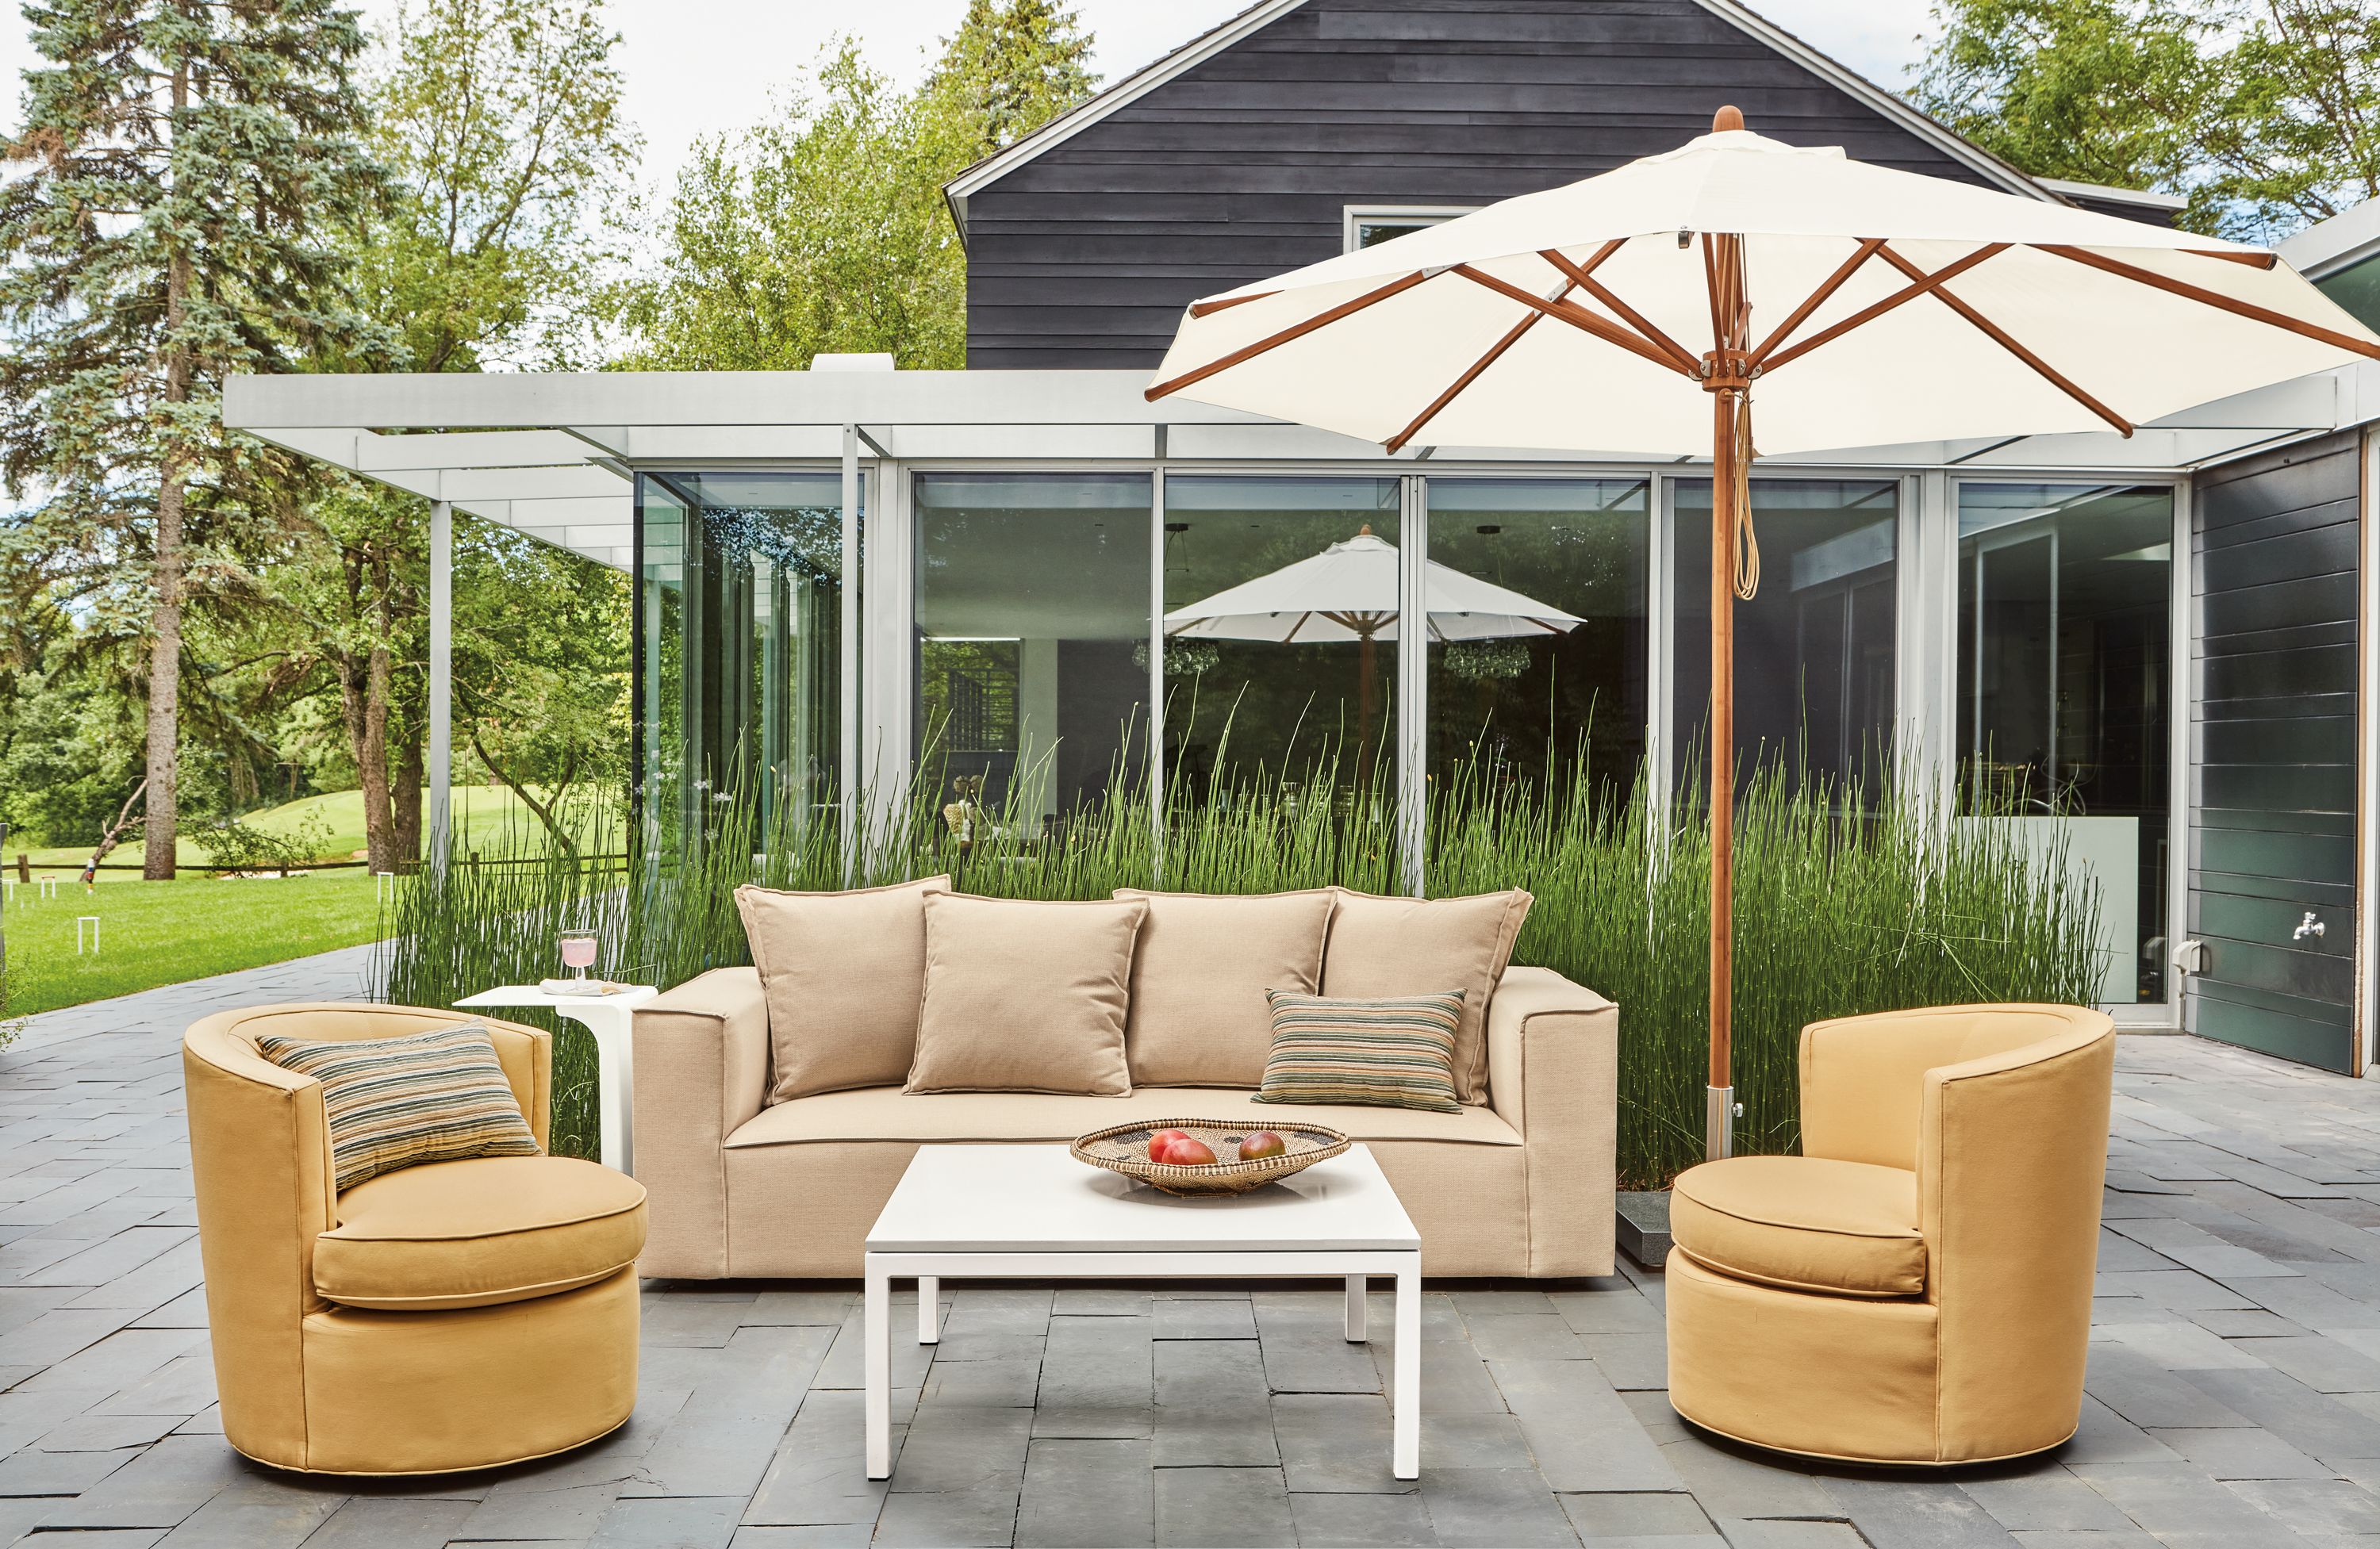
[1358,523,1372,536]
[1713,105,1744,132]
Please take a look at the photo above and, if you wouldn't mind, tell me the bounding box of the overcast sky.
[2,0,1935,195]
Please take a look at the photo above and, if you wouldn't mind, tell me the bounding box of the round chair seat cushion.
[1671,1155,1925,1298]
[315,1156,648,1312]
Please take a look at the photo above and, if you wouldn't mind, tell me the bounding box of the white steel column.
[1647,475,1675,808]
[1398,474,1429,896]
[428,498,453,866]
[842,428,862,883]
[862,456,915,850]
[1903,470,1955,826]
[1150,460,1168,880]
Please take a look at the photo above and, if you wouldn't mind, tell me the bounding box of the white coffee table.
[863,1143,1422,1479]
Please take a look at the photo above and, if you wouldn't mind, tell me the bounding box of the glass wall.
[1958,483,2174,1004]
[635,472,845,846]
[1161,477,1401,798]
[915,475,1151,837]
[1674,479,1898,794]
[1426,478,1649,800]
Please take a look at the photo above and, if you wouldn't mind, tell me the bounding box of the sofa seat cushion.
[316,1156,648,1312]
[727,1085,1523,1148]
[1671,1156,1924,1298]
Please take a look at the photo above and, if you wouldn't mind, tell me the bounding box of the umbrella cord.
[1733,394,1760,600]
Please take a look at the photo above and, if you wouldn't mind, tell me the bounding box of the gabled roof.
[942,0,2056,234]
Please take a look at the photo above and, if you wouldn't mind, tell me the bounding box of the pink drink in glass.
[559,933,599,980]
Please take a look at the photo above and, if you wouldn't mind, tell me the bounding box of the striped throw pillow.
[1253,990,1465,1114]
[257,1023,539,1191]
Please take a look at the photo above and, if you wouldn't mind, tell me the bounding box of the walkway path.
[0,953,2374,1546]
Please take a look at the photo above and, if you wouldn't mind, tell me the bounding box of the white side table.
[455,984,658,1175]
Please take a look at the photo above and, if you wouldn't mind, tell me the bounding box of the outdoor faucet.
[2294,911,2324,941]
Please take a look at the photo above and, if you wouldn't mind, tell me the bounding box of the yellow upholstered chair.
[1666,1003,2115,1465]
[184,1003,647,1475]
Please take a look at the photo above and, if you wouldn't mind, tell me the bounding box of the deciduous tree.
[1917,0,2380,238]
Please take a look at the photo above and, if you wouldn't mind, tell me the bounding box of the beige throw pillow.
[736,876,950,1102]
[1113,888,1334,1089]
[907,894,1148,1096]
[1321,888,1533,1104]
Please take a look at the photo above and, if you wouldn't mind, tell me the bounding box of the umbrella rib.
[1188,289,1278,318]
[1537,244,1699,370]
[1451,265,1693,375]
[1873,245,2133,436]
[2034,243,2380,360]
[1750,237,1887,367]
[1384,285,1574,454]
[1146,270,1433,401]
[1760,242,2010,373]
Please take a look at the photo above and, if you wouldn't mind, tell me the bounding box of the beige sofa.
[632,964,1616,1279]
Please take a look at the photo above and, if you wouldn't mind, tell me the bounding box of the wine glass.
[558,931,600,983]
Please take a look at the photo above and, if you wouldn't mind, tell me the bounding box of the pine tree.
[0,0,382,877]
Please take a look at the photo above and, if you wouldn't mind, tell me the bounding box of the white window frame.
[1342,205,1479,254]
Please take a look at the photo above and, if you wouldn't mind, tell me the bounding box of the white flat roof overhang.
[223,366,2370,573]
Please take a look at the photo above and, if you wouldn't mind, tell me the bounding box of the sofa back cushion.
[1112,888,1335,1088]
[907,894,1149,1096]
[1321,888,1533,1104]
[736,876,949,1103]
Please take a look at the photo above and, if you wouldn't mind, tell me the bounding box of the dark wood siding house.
[950,0,2065,370]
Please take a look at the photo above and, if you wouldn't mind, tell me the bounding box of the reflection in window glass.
[1674,480,1898,793]
[2316,251,2380,332]
[1958,483,2172,1004]
[635,471,844,847]
[914,475,1151,835]
[1426,479,1649,801]
[1161,477,1401,798]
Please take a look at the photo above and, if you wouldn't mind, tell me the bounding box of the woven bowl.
[1070,1118,1350,1196]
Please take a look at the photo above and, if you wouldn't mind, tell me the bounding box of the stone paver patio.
[1,951,2377,1547]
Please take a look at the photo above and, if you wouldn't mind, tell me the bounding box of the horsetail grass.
[380,747,2102,1185]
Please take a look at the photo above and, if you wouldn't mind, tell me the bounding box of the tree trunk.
[393,719,424,865]
[144,67,192,884]
[144,462,184,881]
[336,544,399,873]
[470,726,578,857]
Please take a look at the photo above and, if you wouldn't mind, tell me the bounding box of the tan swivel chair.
[184,1003,647,1474]
[1666,1003,2115,1465]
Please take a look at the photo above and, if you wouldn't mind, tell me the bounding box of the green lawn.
[15,784,620,877]
[1,869,389,1017]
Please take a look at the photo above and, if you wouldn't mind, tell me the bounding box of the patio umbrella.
[1145,108,2380,1161]
[1163,526,1584,780]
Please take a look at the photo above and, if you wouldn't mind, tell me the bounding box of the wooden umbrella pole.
[1702,105,1749,1164]
[1708,376,1738,1161]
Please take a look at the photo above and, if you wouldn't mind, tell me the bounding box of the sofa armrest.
[1486,965,1618,1276]
[633,966,769,1278]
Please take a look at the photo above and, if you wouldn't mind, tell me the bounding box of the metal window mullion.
[841,427,862,882]
[1150,455,1167,881]
[1399,474,1429,896]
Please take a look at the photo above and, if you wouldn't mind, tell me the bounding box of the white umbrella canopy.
[1146,108,2380,1165]
[1147,125,2380,458]
[1165,530,1584,642]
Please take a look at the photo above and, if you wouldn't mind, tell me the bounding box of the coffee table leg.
[865,1260,891,1479]
[919,1275,941,1344]
[1392,1259,1420,1478]
[1344,1275,1366,1341]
